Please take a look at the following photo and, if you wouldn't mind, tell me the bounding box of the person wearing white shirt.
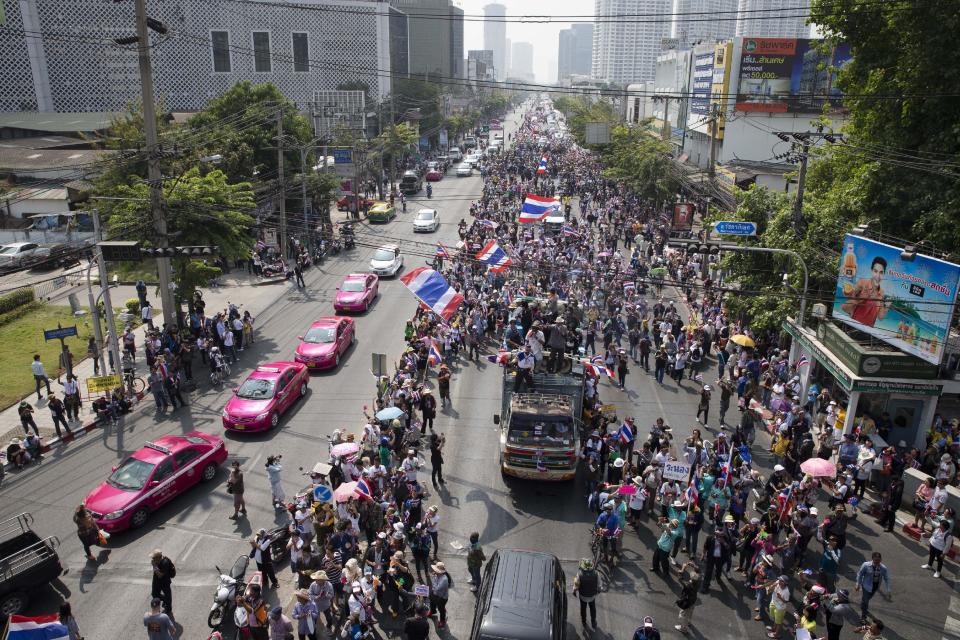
[223,329,236,363]
[31,355,51,401]
[922,519,953,578]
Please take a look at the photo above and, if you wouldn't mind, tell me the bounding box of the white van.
[449,147,463,161]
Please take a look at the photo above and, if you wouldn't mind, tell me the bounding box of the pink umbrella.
[800,458,837,478]
[331,442,360,458]
[598,251,612,257]
[333,481,359,503]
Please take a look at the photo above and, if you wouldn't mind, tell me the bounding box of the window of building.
[253,31,271,73]
[292,32,309,72]
[211,31,231,72]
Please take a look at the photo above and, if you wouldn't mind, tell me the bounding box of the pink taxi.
[334,273,379,313]
[84,432,228,531]
[294,317,355,370]
[222,362,309,432]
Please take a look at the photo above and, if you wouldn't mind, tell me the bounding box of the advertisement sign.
[672,203,694,230]
[690,52,715,116]
[86,375,122,394]
[735,38,852,113]
[832,234,960,365]
[662,461,692,482]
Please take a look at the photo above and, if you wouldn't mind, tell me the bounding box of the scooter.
[232,571,263,640]
[261,262,292,280]
[342,230,355,250]
[328,237,342,256]
[207,555,249,629]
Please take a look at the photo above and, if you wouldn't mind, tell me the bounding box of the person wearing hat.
[149,550,175,619]
[308,570,337,630]
[573,558,600,629]
[424,505,441,560]
[143,596,176,640]
[419,388,437,433]
[227,461,246,520]
[268,605,294,640]
[675,561,701,634]
[922,517,954,578]
[291,588,319,639]
[632,615,661,640]
[437,364,451,406]
[696,384,711,426]
[652,518,680,577]
[251,528,280,590]
[410,522,433,582]
[236,582,269,639]
[429,561,451,629]
[699,519,733,593]
[766,575,791,638]
[595,501,622,565]
[824,588,858,640]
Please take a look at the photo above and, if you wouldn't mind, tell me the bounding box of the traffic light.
[139,246,220,257]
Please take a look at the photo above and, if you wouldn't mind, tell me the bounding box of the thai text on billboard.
[735,38,852,113]
[832,234,960,366]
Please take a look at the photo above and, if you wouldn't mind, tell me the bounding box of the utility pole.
[708,104,719,181]
[792,139,810,234]
[299,146,310,251]
[92,211,123,378]
[277,109,287,261]
[134,0,175,328]
[773,129,837,235]
[660,96,671,141]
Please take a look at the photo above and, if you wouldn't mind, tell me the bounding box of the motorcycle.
[328,237,342,256]
[207,555,249,629]
[342,230,355,250]
[261,261,292,280]
[426,184,433,199]
[313,243,326,265]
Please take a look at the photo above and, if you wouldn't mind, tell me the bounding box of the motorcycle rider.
[426,183,433,199]
[235,582,269,640]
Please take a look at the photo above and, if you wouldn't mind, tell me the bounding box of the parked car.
[413,209,439,233]
[223,363,310,430]
[336,194,375,212]
[367,202,397,223]
[0,513,63,619]
[84,432,228,531]
[295,318,355,369]
[456,163,473,177]
[369,244,403,277]
[334,273,379,313]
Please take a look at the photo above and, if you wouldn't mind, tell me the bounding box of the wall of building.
[391,0,453,78]
[735,0,811,38]
[0,0,394,112]
[483,3,507,81]
[592,0,671,85]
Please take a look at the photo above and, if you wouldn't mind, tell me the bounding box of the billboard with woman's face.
[833,234,960,365]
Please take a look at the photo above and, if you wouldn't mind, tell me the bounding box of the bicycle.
[122,369,146,395]
[590,526,621,567]
[210,362,231,386]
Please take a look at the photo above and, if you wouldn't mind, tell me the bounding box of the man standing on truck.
[513,344,535,392]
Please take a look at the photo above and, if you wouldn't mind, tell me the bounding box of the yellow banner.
[86,375,122,393]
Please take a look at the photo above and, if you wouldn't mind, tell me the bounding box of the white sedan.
[413,209,439,233]
[369,245,403,277]
[455,163,473,177]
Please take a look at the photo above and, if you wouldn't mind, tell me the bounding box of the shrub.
[125,298,140,315]
[0,288,35,315]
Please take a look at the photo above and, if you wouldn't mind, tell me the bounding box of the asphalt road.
[0,107,954,640]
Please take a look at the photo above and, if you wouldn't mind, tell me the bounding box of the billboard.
[735,38,852,113]
[673,203,694,230]
[832,234,960,366]
[690,52,715,116]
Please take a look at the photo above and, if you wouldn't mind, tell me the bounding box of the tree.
[184,82,313,184]
[98,168,255,300]
[807,0,960,251]
[305,171,341,224]
[552,95,620,147]
[374,123,417,192]
[599,125,677,204]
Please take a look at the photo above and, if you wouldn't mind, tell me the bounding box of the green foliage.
[0,288,35,315]
[599,126,676,204]
[807,0,960,252]
[374,123,418,188]
[305,171,341,221]
[125,298,140,315]
[552,96,619,147]
[184,81,313,184]
[394,78,442,137]
[175,261,223,307]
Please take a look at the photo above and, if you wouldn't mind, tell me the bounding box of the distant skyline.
[461,0,593,84]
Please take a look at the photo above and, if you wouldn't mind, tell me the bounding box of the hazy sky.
[459,0,595,84]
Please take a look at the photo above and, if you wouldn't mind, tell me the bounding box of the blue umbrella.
[376,406,405,421]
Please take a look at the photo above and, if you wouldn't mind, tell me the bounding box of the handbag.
[97,529,110,546]
[913,498,928,511]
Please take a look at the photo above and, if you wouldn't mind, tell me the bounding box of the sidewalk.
[0,267,303,457]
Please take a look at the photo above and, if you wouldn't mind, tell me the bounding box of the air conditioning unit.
[812,303,827,318]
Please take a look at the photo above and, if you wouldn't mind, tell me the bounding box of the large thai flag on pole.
[6,615,70,640]
[476,240,512,272]
[518,194,561,223]
[436,242,451,258]
[427,339,443,367]
[399,267,464,321]
[617,422,635,445]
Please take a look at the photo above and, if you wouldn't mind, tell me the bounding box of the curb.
[3,391,145,474]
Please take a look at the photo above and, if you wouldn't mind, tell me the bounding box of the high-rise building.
[735,0,811,38]
[0,0,399,112]
[511,42,534,82]
[483,3,507,81]
[504,38,512,81]
[390,0,455,78]
[671,0,737,45]
[467,49,496,83]
[449,5,465,78]
[592,0,672,85]
[557,24,593,82]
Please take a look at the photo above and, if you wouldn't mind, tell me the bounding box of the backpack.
[633,627,660,640]
[167,558,177,579]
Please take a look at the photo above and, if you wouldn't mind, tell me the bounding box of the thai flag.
[623,281,635,291]
[399,267,465,321]
[6,615,70,640]
[486,349,509,365]
[776,483,794,523]
[794,354,809,368]
[504,289,513,306]
[562,224,579,237]
[617,422,634,445]
[354,477,373,501]
[476,240,512,272]
[479,219,498,229]
[583,358,615,380]
[428,340,443,367]
[519,194,561,223]
[537,155,548,174]
[436,242,450,258]
[718,461,730,486]
[685,469,700,504]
